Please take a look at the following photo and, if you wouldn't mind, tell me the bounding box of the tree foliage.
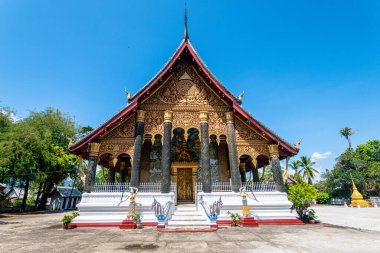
[286,182,317,218]
[321,140,380,198]
[340,127,355,149]
[298,156,319,185]
[0,108,81,210]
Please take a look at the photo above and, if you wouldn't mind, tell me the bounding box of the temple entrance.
[177,168,193,202]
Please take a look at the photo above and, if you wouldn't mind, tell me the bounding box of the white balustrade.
[93,182,176,193]
[195,181,276,193]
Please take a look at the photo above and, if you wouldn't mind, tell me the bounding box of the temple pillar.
[226,112,242,192]
[239,162,247,183]
[84,142,100,193]
[269,144,285,192]
[161,111,172,193]
[200,111,211,193]
[251,157,260,182]
[130,110,145,188]
[108,157,117,183]
[120,162,126,183]
[209,135,220,183]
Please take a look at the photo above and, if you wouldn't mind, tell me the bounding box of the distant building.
[49,186,81,210]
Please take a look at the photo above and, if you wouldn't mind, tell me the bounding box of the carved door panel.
[177,168,193,202]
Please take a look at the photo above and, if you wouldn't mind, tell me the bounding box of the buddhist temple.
[69,12,302,228]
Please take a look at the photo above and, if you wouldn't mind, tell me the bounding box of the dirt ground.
[1,211,380,253]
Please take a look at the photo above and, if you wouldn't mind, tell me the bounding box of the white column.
[64,198,69,209]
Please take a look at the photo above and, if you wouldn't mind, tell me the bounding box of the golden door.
[177,168,193,202]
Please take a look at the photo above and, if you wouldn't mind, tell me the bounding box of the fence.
[196,181,276,192]
[93,182,176,193]
[330,198,348,205]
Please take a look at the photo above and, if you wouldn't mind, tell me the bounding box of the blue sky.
[1,0,379,174]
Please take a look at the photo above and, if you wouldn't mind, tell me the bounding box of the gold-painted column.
[226,112,241,192]
[84,142,101,193]
[269,144,285,192]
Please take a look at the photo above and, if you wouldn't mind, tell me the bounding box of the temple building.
[69,15,302,228]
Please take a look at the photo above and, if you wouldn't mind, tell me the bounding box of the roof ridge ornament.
[184,2,189,40]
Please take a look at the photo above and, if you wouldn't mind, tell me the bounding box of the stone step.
[175,206,198,212]
[167,220,210,226]
[165,225,211,229]
[172,212,203,216]
[177,204,196,207]
[170,216,207,221]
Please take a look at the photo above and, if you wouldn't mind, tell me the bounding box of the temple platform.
[70,186,303,229]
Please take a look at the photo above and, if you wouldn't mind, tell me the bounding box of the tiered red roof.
[69,36,298,158]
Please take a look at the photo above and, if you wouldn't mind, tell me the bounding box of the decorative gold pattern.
[144,111,164,135]
[208,112,227,136]
[236,145,269,160]
[235,118,262,141]
[109,157,118,167]
[105,115,135,138]
[177,168,193,202]
[268,144,279,158]
[225,112,234,123]
[99,140,135,159]
[136,110,146,123]
[199,111,208,123]
[164,110,173,123]
[88,142,101,157]
[172,111,199,131]
[143,62,225,107]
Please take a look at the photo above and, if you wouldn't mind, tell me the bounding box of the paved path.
[313,205,380,231]
[1,211,380,253]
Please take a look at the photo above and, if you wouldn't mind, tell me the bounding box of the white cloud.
[0,108,18,122]
[311,152,332,162]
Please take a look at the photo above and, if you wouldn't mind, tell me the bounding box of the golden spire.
[350,172,369,207]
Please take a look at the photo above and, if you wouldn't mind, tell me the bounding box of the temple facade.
[69,22,301,228]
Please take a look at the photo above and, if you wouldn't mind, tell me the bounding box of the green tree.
[0,108,80,210]
[286,182,317,219]
[323,150,366,198]
[355,140,380,196]
[340,127,354,149]
[298,156,319,185]
[289,160,301,175]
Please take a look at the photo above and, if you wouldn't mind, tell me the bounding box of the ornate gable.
[140,60,227,110]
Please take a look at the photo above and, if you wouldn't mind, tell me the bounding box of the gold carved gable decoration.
[235,118,263,141]
[142,62,226,107]
[103,114,135,139]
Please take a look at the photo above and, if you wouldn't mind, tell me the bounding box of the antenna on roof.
[184,1,189,40]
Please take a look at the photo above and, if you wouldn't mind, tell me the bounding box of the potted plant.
[61,214,74,229]
[227,211,241,227]
[134,212,143,229]
[304,209,318,224]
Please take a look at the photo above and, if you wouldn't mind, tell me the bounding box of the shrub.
[286,182,317,220]
[316,192,330,204]
[227,211,241,226]
[61,211,79,228]
[62,214,74,227]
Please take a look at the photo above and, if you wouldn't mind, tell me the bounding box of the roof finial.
[184,1,189,40]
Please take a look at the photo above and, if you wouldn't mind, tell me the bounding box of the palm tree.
[298,156,319,184]
[289,160,301,175]
[340,127,354,149]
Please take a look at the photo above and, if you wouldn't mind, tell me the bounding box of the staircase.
[165,204,211,229]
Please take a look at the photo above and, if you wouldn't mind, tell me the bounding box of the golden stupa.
[350,175,369,208]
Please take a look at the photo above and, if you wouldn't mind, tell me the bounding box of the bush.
[316,192,330,204]
[286,182,317,220]
[62,214,74,226]
[61,211,79,228]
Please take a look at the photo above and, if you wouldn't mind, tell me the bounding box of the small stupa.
[350,174,369,208]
